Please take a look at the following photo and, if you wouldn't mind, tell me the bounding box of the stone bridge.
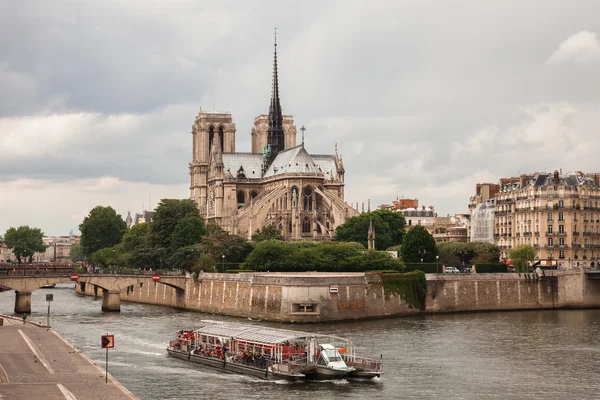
[0,270,187,313]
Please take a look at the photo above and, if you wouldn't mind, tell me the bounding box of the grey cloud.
[2,0,600,224]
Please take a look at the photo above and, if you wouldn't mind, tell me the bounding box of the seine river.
[2,283,600,399]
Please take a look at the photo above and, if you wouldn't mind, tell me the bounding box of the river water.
[2,283,600,399]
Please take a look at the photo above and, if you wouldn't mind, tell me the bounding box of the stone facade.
[469,171,600,267]
[188,40,357,240]
[67,270,600,322]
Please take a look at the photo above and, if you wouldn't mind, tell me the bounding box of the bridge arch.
[1,272,188,314]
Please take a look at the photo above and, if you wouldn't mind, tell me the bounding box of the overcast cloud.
[1,0,600,235]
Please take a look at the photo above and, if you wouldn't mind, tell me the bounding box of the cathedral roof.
[263,145,323,178]
[311,155,337,180]
[222,153,263,179]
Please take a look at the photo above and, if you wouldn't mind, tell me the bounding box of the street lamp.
[436,255,439,273]
[419,248,426,264]
[221,254,225,273]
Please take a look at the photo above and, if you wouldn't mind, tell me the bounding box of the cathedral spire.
[266,28,285,169]
[368,218,375,250]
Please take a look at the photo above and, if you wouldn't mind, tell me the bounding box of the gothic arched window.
[302,217,311,233]
[218,126,225,152]
[303,186,313,211]
[209,126,215,151]
[237,191,245,204]
[250,191,258,199]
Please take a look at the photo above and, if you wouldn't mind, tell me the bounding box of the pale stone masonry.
[469,171,600,267]
[188,38,356,240]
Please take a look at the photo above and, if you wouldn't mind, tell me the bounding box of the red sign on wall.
[70,274,79,281]
[152,275,160,281]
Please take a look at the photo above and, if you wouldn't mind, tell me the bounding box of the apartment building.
[469,171,600,267]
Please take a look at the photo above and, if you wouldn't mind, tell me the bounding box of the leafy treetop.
[79,206,127,256]
[509,244,536,273]
[437,242,500,267]
[151,199,199,250]
[401,225,437,262]
[244,240,404,272]
[4,226,47,264]
[335,210,405,250]
[252,225,284,242]
[171,215,206,250]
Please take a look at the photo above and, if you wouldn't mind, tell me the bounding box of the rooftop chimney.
[554,170,559,185]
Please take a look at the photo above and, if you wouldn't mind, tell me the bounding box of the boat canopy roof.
[196,322,316,345]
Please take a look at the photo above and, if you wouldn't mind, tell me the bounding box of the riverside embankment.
[0,315,138,400]
[74,268,600,322]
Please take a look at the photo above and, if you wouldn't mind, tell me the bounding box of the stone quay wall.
[75,269,600,322]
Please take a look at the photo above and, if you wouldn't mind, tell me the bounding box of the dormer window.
[237,166,246,179]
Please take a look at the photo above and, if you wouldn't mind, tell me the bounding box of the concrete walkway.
[0,315,138,400]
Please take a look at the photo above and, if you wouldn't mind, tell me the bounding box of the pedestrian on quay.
[22,313,27,324]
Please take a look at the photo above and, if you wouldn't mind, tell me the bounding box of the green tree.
[90,247,118,268]
[3,226,47,264]
[436,242,500,267]
[244,240,404,272]
[70,245,85,262]
[151,199,199,250]
[192,253,217,277]
[79,206,127,257]
[167,245,202,271]
[121,223,151,252]
[436,242,463,267]
[401,225,437,262]
[509,244,536,273]
[171,216,206,250]
[200,228,253,266]
[129,246,168,270]
[335,211,405,250]
[252,224,284,242]
[372,210,406,246]
[470,242,501,264]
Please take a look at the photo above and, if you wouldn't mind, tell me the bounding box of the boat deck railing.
[343,355,383,373]
[272,356,308,375]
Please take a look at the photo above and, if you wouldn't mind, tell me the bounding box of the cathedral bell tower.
[189,109,236,217]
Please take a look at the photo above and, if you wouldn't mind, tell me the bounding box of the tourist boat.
[166,322,383,381]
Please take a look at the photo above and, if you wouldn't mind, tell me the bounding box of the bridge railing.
[0,267,185,277]
[86,268,184,276]
[0,268,79,277]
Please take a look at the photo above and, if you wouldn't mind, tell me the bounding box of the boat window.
[317,355,327,366]
[323,349,342,362]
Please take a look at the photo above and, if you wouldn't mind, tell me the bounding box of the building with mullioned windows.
[469,171,600,268]
[188,37,357,240]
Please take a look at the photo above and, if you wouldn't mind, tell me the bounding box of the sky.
[1,0,600,236]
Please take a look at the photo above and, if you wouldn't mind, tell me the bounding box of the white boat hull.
[301,365,353,379]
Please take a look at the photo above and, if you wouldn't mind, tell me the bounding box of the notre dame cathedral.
[188,36,357,240]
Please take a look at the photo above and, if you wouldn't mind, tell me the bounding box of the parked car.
[444,266,460,273]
